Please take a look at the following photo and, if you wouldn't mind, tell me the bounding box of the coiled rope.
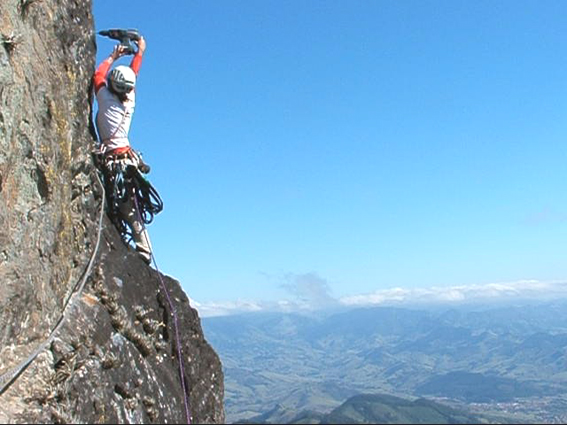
[0,172,106,395]
[103,158,163,245]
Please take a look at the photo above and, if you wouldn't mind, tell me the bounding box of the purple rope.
[132,188,192,424]
[151,253,192,424]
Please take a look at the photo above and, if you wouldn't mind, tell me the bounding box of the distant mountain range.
[202,300,567,423]
[240,393,500,424]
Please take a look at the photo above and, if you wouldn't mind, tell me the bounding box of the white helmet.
[108,65,136,94]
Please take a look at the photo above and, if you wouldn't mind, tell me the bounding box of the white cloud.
[339,280,567,307]
[191,279,567,317]
[280,272,339,309]
[190,295,325,318]
[189,299,265,317]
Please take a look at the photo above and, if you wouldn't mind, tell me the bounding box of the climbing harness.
[100,147,163,246]
[0,172,106,395]
[133,194,192,424]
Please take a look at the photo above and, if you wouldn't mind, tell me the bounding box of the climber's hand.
[135,36,146,55]
[110,44,128,60]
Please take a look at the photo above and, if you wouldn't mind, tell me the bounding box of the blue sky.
[93,1,567,313]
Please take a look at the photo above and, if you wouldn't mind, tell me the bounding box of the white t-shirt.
[96,86,136,152]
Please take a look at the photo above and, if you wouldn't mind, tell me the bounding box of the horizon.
[193,277,567,317]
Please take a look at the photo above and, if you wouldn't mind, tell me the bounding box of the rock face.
[0,0,224,423]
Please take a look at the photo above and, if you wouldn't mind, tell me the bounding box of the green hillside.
[203,301,567,423]
[240,393,501,424]
[323,394,484,424]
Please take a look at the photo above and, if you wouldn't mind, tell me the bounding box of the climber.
[93,36,153,264]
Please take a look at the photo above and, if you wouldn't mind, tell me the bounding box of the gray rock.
[0,0,224,423]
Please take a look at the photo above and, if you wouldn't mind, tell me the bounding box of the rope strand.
[151,253,193,424]
[132,190,192,424]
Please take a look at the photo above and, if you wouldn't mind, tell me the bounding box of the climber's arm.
[93,45,129,93]
[93,58,112,93]
[130,36,146,76]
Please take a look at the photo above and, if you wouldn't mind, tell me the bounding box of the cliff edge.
[0,0,224,423]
